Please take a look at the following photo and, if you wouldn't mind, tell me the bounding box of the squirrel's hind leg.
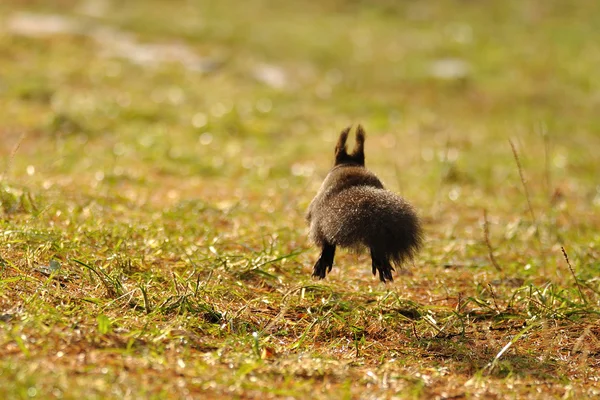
[312,242,336,279]
[370,250,395,283]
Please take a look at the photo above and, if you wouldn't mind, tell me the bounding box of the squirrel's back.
[306,164,382,220]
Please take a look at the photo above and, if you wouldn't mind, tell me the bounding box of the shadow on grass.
[415,334,560,380]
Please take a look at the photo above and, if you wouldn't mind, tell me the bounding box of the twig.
[430,134,452,218]
[561,246,587,304]
[538,122,551,199]
[260,286,303,335]
[484,322,537,374]
[411,321,420,339]
[487,283,501,313]
[2,132,26,181]
[509,139,537,226]
[483,209,502,272]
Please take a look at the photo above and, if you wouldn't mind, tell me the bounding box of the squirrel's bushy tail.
[313,186,422,270]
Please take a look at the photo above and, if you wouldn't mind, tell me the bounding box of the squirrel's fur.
[306,125,423,282]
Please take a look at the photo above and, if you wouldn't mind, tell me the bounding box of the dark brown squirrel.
[306,125,423,282]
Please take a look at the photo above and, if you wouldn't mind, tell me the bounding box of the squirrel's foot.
[312,259,330,279]
[378,264,395,283]
[371,252,395,283]
[312,243,336,279]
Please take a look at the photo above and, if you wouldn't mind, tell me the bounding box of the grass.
[1,0,600,398]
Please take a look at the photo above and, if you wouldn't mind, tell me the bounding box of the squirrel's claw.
[312,243,336,279]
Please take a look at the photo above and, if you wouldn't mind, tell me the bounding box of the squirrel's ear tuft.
[334,126,351,164]
[352,125,366,165]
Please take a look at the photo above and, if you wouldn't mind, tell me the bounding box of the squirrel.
[306,125,423,283]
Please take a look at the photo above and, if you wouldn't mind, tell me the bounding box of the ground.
[1,0,599,399]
